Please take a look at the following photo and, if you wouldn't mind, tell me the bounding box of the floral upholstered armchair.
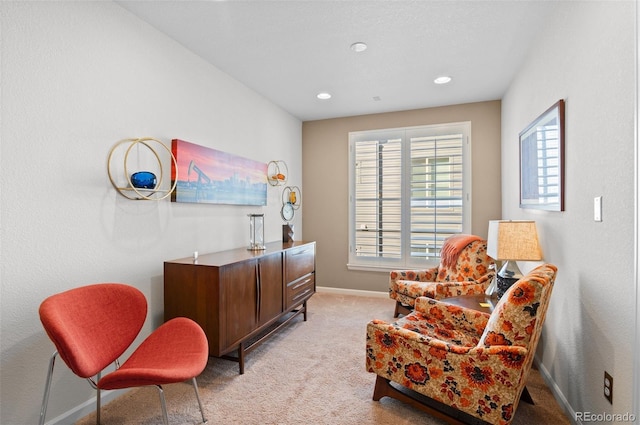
[368,264,557,425]
[389,235,495,317]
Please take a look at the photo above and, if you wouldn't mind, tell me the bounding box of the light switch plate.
[594,196,602,222]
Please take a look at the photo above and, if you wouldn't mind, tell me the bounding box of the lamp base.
[496,274,519,298]
[495,260,524,298]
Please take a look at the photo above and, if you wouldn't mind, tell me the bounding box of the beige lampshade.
[487,220,543,261]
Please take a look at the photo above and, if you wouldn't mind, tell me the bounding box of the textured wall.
[0,2,301,423]
[501,1,636,419]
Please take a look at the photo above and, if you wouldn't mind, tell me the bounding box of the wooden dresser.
[163,241,315,374]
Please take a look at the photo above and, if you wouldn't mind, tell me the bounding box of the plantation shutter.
[353,135,402,260]
[349,123,469,270]
[408,132,464,260]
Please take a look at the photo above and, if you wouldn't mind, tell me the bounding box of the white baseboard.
[534,356,579,425]
[316,286,388,298]
[45,389,127,425]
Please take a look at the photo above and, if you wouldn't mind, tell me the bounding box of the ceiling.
[116,1,555,122]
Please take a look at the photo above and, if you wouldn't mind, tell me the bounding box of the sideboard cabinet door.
[221,259,258,349]
[257,252,284,327]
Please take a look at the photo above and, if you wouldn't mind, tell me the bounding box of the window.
[348,122,471,271]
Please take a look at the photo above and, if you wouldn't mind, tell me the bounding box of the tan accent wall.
[302,100,502,292]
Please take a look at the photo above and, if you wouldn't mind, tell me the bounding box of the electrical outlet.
[604,371,613,404]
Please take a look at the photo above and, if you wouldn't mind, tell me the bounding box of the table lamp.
[486,220,543,297]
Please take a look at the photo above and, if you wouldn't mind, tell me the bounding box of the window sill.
[347,261,439,272]
[346,263,397,272]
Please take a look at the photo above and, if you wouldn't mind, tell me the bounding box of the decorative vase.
[248,214,265,250]
[130,171,157,189]
[282,224,294,243]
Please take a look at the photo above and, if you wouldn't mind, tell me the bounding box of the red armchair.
[38,283,209,425]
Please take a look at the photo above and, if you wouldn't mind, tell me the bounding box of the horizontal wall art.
[171,139,267,206]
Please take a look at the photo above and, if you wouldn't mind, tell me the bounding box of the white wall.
[0,2,302,424]
[501,1,636,420]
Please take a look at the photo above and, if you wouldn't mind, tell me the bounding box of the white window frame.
[347,122,472,272]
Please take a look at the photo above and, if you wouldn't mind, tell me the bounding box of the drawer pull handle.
[292,287,312,302]
[256,263,262,320]
[291,277,312,290]
[291,249,312,256]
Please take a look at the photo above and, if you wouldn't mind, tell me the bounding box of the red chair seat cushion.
[98,317,209,390]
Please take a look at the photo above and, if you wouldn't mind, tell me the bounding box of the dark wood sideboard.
[164,241,316,374]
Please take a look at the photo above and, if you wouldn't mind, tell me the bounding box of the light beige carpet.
[76,292,571,425]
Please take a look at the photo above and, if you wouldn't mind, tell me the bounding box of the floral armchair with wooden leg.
[368,263,557,425]
[389,235,495,317]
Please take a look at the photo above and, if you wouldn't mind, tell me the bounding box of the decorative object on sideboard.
[281,185,301,222]
[281,202,294,222]
[282,223,294,243]
[107,137,177,200]
[520,99,565,211]
[267,160,288,186]
[486,220,543,298]
[248,213,266,251]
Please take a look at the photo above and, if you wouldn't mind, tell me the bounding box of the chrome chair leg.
[41,360,204,425]
[39,351,58,425]
[95,387,100,425]
[94,371,101,425]
[192,377,208,423]
[155,385,169,425]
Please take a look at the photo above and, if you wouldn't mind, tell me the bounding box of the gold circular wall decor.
[267,160,288,186]
[282,185,301,209]
[107,137,178,200]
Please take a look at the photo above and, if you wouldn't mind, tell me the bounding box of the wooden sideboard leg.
[238,343,245,375]
[303,300,308,321]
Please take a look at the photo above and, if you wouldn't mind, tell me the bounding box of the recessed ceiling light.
[350,42,367,53]
[317,92,332,100]
[434,76,452,85]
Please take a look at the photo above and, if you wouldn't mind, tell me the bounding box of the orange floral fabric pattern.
[389,239,495,306]
[369,264,557,425]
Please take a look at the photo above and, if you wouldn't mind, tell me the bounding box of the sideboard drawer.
[285,244,315,283]
[286,274,315,308]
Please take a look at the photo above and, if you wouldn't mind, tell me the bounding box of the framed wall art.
[519,99,565,211]
[171,139,267,206]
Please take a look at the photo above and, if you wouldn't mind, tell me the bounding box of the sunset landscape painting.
[171,139,267,206]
